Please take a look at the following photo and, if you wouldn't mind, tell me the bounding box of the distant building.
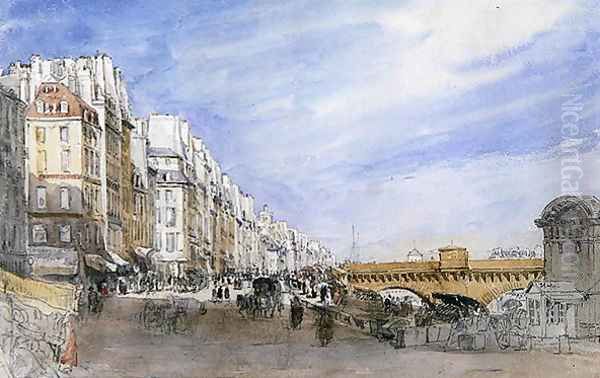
[407,248,423,262]
[0,86,28,275]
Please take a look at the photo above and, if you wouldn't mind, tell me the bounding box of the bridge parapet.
[345,257,544,305]
[348,261,439,274]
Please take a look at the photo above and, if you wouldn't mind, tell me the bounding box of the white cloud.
[313,0,575,119]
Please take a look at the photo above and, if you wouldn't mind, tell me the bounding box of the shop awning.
[85,254,117,273]
[153,252,187,262]
[135,247,154,259]
[107,250,130,267]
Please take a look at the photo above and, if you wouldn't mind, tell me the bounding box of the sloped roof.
[156,169,191,184]
[26,82,98,124]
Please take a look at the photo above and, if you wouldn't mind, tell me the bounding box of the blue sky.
[2,0,600,259]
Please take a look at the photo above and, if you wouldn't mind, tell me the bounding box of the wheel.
[494,317,512,350]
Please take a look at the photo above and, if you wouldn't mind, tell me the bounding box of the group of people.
[86,283,109,314]
[383,294,417,315]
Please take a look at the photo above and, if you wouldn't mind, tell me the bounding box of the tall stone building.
[25,83,104,280]
[130,118,157,261]
[535,195,600,337]
[0,53,133,266]
[0,86,28,275]
[120,119,135,264]
[147,114,194,279]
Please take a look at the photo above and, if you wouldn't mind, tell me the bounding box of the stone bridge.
[342,245,544,306]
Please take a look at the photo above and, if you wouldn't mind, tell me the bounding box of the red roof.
[26,82,98,125]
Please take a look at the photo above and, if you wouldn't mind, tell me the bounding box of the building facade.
[0,86,28,275]
[0,53,134,272]
[130,118,157,262]
[535,195,600,338]
[1,54,335,281]
[25,82,104,281]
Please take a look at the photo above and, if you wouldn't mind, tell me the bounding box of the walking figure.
[315,306,334,347]
[290,296,304,330]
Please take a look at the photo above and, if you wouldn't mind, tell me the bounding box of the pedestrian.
[100,282,109,297]
[290,296,304,330]
[325,286,332,305]
[87,286,98,314]
[315,306,334,347]
[224,285,230,301]
[217,285,223,302]
[320,284,327,303]
[212,286,217,301]
[118,278,128,296]
[384,295,391,313]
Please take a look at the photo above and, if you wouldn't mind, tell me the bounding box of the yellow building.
[26,82,104,280]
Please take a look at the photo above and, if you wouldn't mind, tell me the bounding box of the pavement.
[69,296,600,378]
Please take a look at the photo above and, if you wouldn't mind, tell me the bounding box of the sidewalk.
[119,286,250,302]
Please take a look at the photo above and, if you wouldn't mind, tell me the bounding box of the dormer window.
[60,101,68,113]
[35,100,44,113]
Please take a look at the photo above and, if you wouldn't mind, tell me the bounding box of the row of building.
[0,53,334,284]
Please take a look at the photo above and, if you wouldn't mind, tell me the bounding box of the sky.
[2,0,600,260]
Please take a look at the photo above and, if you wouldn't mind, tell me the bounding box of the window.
[94,153,100,177]
[557,303,565,323]
[166,207,176,227]
[36,186,47,209]
[166,233,175,252]
[59,224,71,243]
[60,126,69,143]
[36,127,46,143]
[60,101,68,113]
[85,224,91,244]
[36,150,47,173]
[96,224,101,245]
[59,187,70,210]
[61,149,70,172]
[36,100,44,113]
[528,298,540,326]
[165,190,174,204]
[155,232,162,249]
[32,225,47,243]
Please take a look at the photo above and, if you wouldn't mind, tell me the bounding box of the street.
[70,296,600,378]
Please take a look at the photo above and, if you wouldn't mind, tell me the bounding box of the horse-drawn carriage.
[237,277,283,319]
[141,296,207,334]
[439,295,529,351]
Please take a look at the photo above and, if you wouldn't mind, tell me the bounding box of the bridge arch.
[348,269,542,306]
[377,286,433,306]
